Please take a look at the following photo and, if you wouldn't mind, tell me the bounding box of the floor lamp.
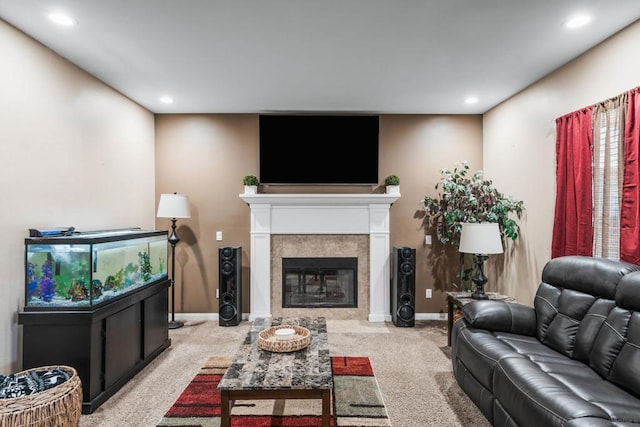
[458,223,504,300]
[157,193,191,329]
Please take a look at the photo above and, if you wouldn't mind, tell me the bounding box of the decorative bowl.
[274,327,296,340]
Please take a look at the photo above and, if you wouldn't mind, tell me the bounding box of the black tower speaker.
[218,246,242,326]
[392,246,416,327]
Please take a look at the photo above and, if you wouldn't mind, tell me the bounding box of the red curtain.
[552,108,594,258]
[620,87,640,264]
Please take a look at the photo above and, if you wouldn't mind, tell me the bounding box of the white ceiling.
[1,1,640,114]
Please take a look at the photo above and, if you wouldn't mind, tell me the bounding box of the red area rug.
[157,355,390,427]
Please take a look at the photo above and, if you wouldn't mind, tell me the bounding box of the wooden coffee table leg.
[321,389,331,427]
[220,390,231,427]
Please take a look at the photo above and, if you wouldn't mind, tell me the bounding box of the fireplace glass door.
[282,257,357,308]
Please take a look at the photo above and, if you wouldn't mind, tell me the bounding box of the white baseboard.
[171,313,448,322]
[415,312,448,321]
[171,313,218,321]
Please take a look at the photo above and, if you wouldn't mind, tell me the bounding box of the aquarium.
[25,229,168,310]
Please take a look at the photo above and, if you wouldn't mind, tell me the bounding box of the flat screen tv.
[259,114,379,185]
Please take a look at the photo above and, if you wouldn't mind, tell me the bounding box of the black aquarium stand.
[18,278,171,414]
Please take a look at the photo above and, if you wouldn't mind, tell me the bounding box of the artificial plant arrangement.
[384,174,400,186]
[243,175,259,186]
[384,174,400,194]
[422,161,524,291]
[243,175,260,194]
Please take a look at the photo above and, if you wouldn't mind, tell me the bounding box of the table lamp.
[157,193,191,329]
[458,222,503,300]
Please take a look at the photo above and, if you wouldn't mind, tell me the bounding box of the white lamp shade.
[458,222,503,255]
[156,193,191,219]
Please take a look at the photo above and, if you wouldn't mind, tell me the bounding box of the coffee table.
[218,317,332,427]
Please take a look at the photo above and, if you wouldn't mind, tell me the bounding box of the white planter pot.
[385,185,400,195]
[244,185,258,194]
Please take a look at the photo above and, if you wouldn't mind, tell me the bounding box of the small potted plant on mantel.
[243,175,259,194]
[384,175,400,194]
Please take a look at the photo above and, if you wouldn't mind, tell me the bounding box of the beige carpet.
[79,319,489,427]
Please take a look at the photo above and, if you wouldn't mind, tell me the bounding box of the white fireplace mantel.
[240,193,400,322]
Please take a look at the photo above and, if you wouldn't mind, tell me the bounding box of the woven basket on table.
[258,325,311,352]
[0,365,82,427]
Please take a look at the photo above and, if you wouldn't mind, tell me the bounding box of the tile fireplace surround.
[240,193,400,322]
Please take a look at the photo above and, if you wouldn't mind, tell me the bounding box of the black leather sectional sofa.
[451,256,640,426]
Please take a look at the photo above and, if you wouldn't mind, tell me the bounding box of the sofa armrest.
[462,300,536,336]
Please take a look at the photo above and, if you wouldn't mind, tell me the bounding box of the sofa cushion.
[494,350,640,425]
[588,273,640,399]
[615,271,640,311]
[590,308,640,399]
[492,331,578,364]
[541,256,639,300]
[0,367,71,399]
[493,356,609,426]
[534,256,639,363]
[573,298,617,363]
[538,287,596,357]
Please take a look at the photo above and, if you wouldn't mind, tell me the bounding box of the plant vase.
[244,185,258,194]
[386,185,400,195]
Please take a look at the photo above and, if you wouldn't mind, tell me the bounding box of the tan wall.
[483,20,640,304]
[154,115,259,314]
[0,20,156,372]
[380,115,483,314]
[154,114,482,316]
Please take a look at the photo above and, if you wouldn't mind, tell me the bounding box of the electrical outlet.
[426,288,433,298]
[425,235,432,245]
[216,288,219,299]
[216,231,223,241]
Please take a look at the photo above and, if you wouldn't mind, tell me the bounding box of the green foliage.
[106,269,125,291]
[384,174,400,185]
[138,251,152,282]
[243,175,259,186]
[422,161,524,292]
[422,161,524,246]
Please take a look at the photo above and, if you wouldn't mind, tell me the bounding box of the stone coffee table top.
[218,316,332,391]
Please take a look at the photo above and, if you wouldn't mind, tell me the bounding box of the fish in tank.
[25,230,168,309]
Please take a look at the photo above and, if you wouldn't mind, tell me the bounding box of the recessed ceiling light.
[48,12,77,27]
[160,96,174,104]
[563,14,592,29]
[464,96,479,105]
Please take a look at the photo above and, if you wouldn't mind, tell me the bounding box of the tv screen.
[259,114,379,185]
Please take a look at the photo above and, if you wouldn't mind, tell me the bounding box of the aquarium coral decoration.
[69,279,103,302]
[39,259,56,302]
[91,279,103,299]
[105,269,125,291]
[139,251,152,282]
[124,262,139,286]
[69,281,88,302]
[27,261,39,301]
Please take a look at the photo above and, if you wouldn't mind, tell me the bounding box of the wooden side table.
[447,291,516,346]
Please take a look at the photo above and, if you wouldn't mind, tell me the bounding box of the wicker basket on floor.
[0,365,82,427]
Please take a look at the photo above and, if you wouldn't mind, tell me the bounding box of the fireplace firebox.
[282,257,357,308]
